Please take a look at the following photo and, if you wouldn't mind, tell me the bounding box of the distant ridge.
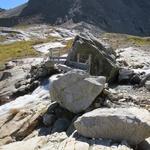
[0,0,150,36]
[0,8,5,12]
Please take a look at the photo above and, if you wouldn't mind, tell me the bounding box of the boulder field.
[0,33,150,150]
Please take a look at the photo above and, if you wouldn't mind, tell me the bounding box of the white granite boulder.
[74,107,150,145]
[49,70,106,113]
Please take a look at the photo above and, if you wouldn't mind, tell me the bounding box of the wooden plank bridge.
[49,49,92,73]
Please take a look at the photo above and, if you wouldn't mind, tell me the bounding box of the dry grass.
[127,36,150,45]
[0,35,7,42]
[101,33,150,49]
[14,24,34,30]
[61,39,74,55]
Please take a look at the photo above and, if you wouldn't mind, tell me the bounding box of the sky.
[0,0,28,9]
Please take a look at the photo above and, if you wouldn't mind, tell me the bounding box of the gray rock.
[13,80,39,98]
[145,81,150,91]
[50,69,106,113]
[0,72,12,81]
[130,74,141,85]
[5,61,15,69]
[0,131,133,150]
[43,114,56,126]
[53,107,66,118]
[59,131,133,150]
[0,99,50,146]
[38,127,52,136]
[47,102,59,114]
[56,64,72,73]
[138,138,150,150]
[66,116,79,136]
[74,107,150,145]
[66,34,118,82]
[51,118,70,133]
[118,68,134,83]
[0,58,44,99]
[30,60,59,80]
[0,66,29,99]
[140,73,150,85]
[0,136,50,150]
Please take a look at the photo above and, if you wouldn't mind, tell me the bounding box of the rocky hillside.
[0,24,150,149]
[0,0,150,36]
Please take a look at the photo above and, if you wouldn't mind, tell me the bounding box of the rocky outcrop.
[30,60,59,80]
[50,69,106,113]
[59,132,133,150]
[0,59,58,103]
[0,132,133,150]
[5,61,16,69]
[140,73,150,86]
[0,64,31,100]
[116,47,150,69]
[0,72,12,82]
[0,132,67,150]
[0,59,40,101]
[0,136,49,150]
[74,107,150,145]
[66,35,118,82]
[0,99,50,146]
[118,68,141,84]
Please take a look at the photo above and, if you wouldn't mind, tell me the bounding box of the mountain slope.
[0,8,5,12]
[0,4,26,18]
[0,0,150,36]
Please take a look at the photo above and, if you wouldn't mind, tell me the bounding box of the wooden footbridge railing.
[49,49,92,73]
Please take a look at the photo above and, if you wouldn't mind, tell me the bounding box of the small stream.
[0,79,50,116]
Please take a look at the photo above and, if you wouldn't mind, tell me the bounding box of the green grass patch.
[14,24,34,30]
[127,36,150,45]
[0,35,7,42]
[0,36,73,70]
[0,40,40,70]
[101,33,150,49]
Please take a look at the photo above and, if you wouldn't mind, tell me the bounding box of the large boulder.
[66,34,118,82]
[49,69,106,113]
[74,107,150,145]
